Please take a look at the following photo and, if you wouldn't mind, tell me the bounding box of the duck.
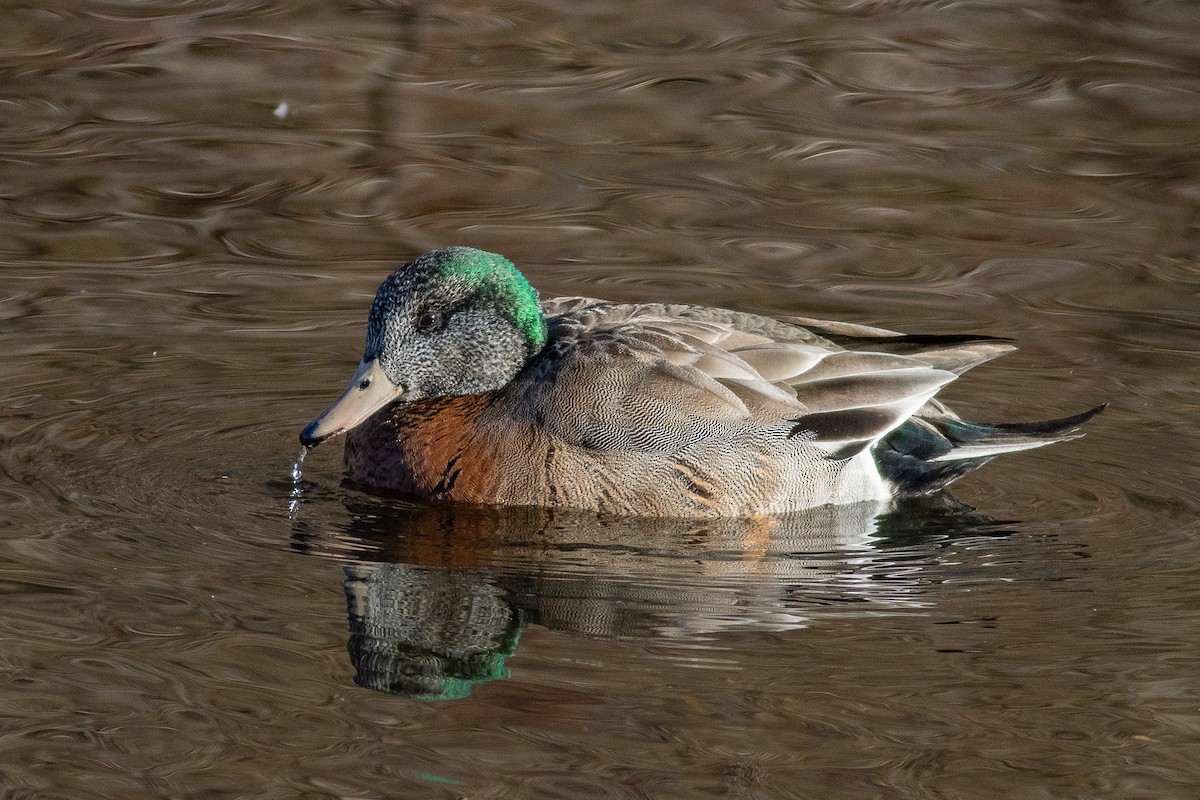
[300,247,1103,518]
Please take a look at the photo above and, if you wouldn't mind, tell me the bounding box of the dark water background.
[2,1,1199,797]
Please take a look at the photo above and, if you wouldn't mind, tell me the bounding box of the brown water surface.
[2,1,1199,798]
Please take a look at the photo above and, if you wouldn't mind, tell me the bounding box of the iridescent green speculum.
[434,247,547,353]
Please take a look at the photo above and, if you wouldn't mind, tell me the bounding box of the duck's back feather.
[466,300,984,513]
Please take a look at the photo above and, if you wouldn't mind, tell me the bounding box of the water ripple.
[1,0,1198,796]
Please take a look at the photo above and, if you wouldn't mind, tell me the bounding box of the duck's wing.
[516,301,980,459]
[781,314,1015,376]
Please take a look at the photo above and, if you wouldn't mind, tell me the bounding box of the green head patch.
[423,247,547,353]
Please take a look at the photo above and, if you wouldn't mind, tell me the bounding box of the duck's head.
[300,247,547,447]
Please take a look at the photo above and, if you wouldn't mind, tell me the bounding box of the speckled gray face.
[364,247,547,400]
[300,248,548,447]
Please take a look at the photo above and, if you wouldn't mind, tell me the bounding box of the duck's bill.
[300,359,404,447]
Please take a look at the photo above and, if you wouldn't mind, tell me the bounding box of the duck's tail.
[876,403,1106,496]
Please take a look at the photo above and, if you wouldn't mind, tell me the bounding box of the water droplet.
[292,446,308,482]
[289,445,310,520]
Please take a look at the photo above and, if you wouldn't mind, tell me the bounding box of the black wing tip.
[886,332,1014,345]
[815,330,1014,349]
[983,402,1107,438]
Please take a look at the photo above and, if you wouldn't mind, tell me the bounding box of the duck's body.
[301,248,1102,518]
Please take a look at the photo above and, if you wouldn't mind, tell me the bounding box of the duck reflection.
[292,495,1009,700]
[345,562,522,700]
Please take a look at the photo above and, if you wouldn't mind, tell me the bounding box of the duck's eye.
[416,309,444,332]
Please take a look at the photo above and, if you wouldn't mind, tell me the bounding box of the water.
[290,445,309,519]
[2,1,1199,797]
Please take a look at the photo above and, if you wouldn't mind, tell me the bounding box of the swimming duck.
[300,247,1102,518]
